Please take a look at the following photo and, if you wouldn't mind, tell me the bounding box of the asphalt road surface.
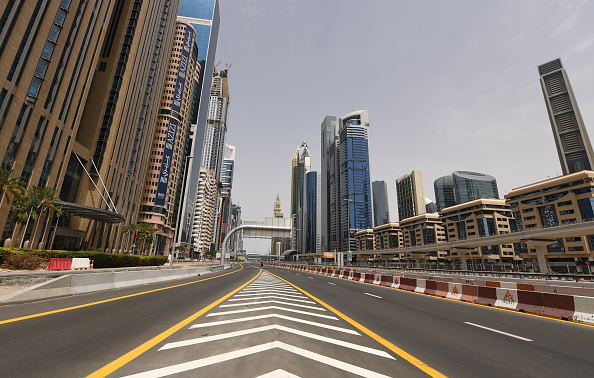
[1,263,593,377]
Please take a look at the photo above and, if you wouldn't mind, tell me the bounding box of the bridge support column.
[460,255,468,271]
[535,247,548,274]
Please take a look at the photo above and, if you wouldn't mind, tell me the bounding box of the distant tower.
[274,194,283,218]
[539,58,594,174]
[452,171,499,204]
[290,142,310,254]
[320,116,338,252]
[396,170,426,221]
[372,181,390,226]
[434,175,456,212]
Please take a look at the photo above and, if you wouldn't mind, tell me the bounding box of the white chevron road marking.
[233,292,305,299]
[207,306,338,320]
[256,369,301,378]
[240,288,299,293]
[189,313,359,335]
[228,296,315,304]
[219,300,324,311]
[122,341,393,378]
[159,324,394,359]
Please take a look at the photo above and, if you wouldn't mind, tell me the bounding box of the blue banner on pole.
[155,27,195,206]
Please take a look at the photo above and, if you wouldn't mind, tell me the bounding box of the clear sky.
[213,0,594,253]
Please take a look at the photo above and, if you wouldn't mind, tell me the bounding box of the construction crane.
[213,61,221,72]
[224,63,232,73]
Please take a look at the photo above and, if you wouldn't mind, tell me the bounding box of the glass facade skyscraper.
[338,110,373,252]
[320,116,338,252]
[434,175,456,212]
[291,142,310,254]
[372,180,390,226]
[305,171,318,254]
[452,171,499,204]
[175,0,220,245]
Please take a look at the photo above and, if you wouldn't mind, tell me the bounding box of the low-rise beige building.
[440,199,516,264]
[399,213,446,261]
[505,170,594,271]
[354,229,374,251]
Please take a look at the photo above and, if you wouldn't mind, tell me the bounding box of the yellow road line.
[87,269,262,378]
[0,265,244,325]
[268,270,447,378]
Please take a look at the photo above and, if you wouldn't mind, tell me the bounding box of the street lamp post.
[172,155,194,268]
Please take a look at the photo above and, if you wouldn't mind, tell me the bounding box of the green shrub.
[0,248,167,270]
[1,253,48,270]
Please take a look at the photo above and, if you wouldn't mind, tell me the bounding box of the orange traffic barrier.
[48,258,73,271]
[477,286,497,306]
[461,284,479,302]
[542,292,575,319]
[517,290,544,315]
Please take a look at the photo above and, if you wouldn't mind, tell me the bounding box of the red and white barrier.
[446,283,463,300]
[495,288,519,310]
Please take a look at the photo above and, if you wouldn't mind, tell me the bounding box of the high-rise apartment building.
[138,20,200,256]
[372,180,390,226]
[174,0,220,247]
[320,115,338,252]
[214,144,235,251]
[538,58,594,175]
[338,110,373,252]
[192,168,217,253]
[0,0,182,252]
[396,170,426,221]
[290,142,310,254]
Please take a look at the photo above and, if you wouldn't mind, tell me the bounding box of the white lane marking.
[364,293,382,299]
[125,342,393,378]
[256,369,301,378]
[308,277,314,279]
[296,274,300,275]
[207,306,338,320]
[240,288,298,293]
[328,282,336,286]
[219,300,325,311]
[228,296,315,304]
[159,325,394,359]
[464,322,532,342]
[190,313,360,335]
[234,292,305,299]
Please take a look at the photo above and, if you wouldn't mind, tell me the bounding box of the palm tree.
[121,223,139,252]
[11,186,61,248]
[0,168,24,209]
[136,223,157,255]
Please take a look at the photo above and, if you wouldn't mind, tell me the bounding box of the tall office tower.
[214,144,235,251]
[372,180,390,226]
[174,0,220,248]
[229,203,242,255]
[539,58,594,174]
[290,142,310,254]
[328,131,341,252]
[338,110,373,252]
[191,168,217,253]
[305,171,321,253]
[320,115,338,252]
[0,1,120,247]
[138,20,200,256]
[202,68,230,180]
[452,171,499,204]
[396,170,426,221]
[74,0,181,253]
[434,175,456,212]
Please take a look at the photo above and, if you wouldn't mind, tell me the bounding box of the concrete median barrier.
[400,277,416,291]
[542,292,575,319]
[477,286,497,306]
[435,281,449,297]
[572,296,594,324]
[415,279,426,293]
[113,271,145,289]
[461,284,478,302]
[517,290,544,315]
[71,272,116,294]
[447,282,463,300]
[391,276,400,288]
[0,276,73,304]
[425,280,437,296]
[495,288,519,310]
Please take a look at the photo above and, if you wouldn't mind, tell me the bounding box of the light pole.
[172,155,194,268]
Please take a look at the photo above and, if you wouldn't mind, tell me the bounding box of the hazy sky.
[213,0,594,253]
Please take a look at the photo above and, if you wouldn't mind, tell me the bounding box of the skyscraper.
[290,142,310,254]
[305,171,321,254]
[139,20,200,256]
[539,58,594,175]
[214,144,235,251]
[434,175,456,212]
[338,110,373,252]
[320,116,338,252]
[452,171,499,204]
[372,180,390,226]
[175,0,220,246]
[396,170,426,221]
